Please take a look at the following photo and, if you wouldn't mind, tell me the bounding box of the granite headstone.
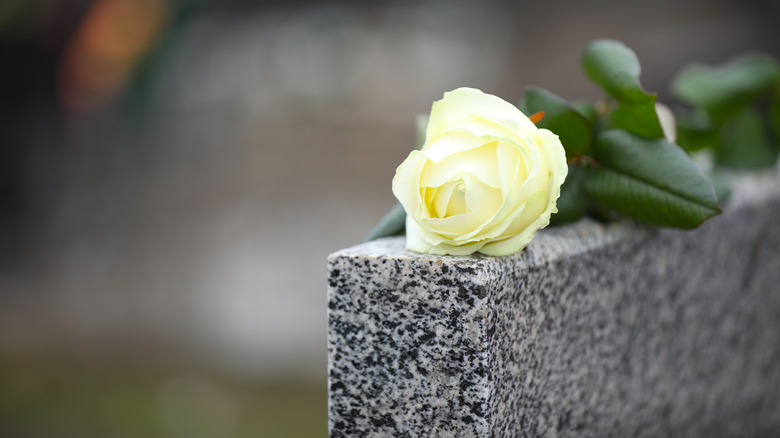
[328,170,780,437]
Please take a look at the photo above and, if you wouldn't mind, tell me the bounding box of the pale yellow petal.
[420,141,500,189]
[410,225,488,255]
[422,131,485,162]
[423,186,438,217]
[496,141,523,195]
[431,181,455,218]
[419,211,484,237]
[453,143,544,241]
[391,150,428,216]
[479,190,550,255]
[404,214,434,253]
[444,180,468,217]
[494,188,549,239]
[423,87,536,151]
[463,174,502,220]
[445,118,525,147]
[419,173,501,237]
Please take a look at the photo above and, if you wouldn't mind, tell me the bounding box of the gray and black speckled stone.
[328,169,780,438]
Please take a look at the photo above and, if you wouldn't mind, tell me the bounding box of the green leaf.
[714,107,778,169]
[610,98,664,139]
[771,96,780,147]
[582,39,663,138]
[550,163,588,225]
[363,203,406,242]
[705,170,732,205]
[582,39,647,101]
[585,130,720,228]
[572,101,599,124]
[520,86,592,158]
[671,54,780,116]
[675,108,718,152]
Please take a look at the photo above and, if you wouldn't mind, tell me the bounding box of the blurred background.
[0,0,778,436]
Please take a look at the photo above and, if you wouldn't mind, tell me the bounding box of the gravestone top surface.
[330,217,641,268]
[331,166,780,263]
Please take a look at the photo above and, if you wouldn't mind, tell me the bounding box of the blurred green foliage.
[530,39,720,229]
[672,54,780,169]
[582,39,665,139]
[0,353,326,438]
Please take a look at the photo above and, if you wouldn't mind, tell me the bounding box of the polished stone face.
[328,171,780,438]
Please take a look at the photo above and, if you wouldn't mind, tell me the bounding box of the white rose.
[392,87,568,256]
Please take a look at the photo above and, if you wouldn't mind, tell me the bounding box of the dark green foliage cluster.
[529,40,779,227]
[527,39,720,228]
[365,40,780,241]
[672,54,780,169]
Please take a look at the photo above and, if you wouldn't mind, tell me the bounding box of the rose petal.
[420,141,501,188]
[496,140,524,195]
[478,191,549,256]
[418,172,501,236]
[424,88,537,149]
[452,141,545,242]
[443,180,468,217]
[423,131,486,162]
[391,150,428,217]
[419,209,484,237]
[404,214,434,253]
[408,213,488,255]
[463,174,502,220]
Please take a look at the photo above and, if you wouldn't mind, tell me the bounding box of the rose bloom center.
[419,138,525,227]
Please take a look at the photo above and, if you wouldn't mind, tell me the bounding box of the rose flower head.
[392,87,568,256]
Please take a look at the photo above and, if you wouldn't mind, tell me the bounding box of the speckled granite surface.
[328,170,780,438]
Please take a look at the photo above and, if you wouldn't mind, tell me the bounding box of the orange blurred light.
[60,0,165,111]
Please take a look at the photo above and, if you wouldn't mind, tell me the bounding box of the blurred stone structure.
[1,0,779,377]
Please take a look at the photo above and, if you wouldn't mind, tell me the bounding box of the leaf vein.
[596,164,719,211]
